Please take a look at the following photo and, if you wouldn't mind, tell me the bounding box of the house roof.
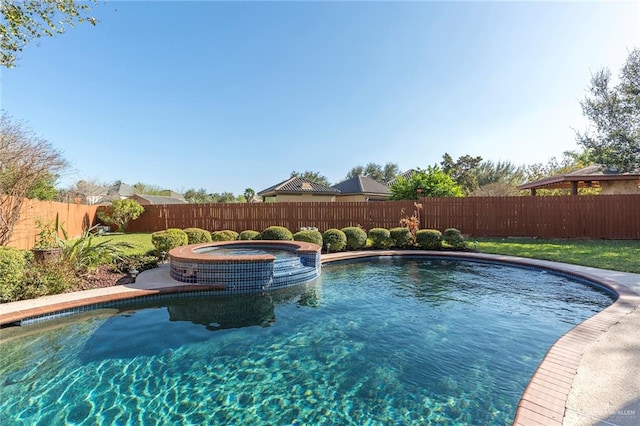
[130,194,187,204]
[107,182,136,197]
[257,177,341,197]
[517,165,640,191]
[331,176,390,196]
[386,169,417,186]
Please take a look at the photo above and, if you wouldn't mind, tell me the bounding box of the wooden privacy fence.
[125,201,417,235]
[4,197,98,250]
[125,195,640,240]
[421,195,640,239]
[4,195,639,250]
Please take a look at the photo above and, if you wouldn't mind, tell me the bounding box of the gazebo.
[518,165,640,195]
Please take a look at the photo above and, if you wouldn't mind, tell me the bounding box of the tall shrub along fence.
[3,195,639,249]
[3,197,98,250]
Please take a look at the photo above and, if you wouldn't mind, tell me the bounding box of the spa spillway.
[168,240,322,294]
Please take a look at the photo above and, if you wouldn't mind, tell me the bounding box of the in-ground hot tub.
[168,240,322,294]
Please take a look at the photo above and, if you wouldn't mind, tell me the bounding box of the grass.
[96,233,640,274]
[474,238,640,274]
[93,233,155,256]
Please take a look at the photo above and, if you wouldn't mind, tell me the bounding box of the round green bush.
[239,230,261,240]
[151,228,188,255]
[183,227,212,244]
[341,227,367,250]
[20,262,77,300]
[211,230,239,241]
[261,226,293,241]
[323,228,347,252]
[390,227,413,248]
[293,230,323,246]
[0,247,28,303]
[367,228,392,249]
[443,228,466,250]
[416,229,442,250]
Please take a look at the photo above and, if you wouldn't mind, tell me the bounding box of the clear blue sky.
[3,0,638,196]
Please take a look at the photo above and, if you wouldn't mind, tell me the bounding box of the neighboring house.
[386,169,417,186]
[331,176,390,201]
[105,182,136,201]
[518,165,640,195]
[257,177,341,202]
[166,191,187,201]
[128,194,188,205]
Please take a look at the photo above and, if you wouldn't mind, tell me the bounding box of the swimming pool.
[0,258,613,425]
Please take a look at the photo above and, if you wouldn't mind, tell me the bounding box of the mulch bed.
[73,266,134,291]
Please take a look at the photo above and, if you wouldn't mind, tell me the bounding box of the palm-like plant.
[62,225,132,274]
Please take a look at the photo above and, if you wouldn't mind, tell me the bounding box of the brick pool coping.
[1,250,638,425]
[168,240,322,263]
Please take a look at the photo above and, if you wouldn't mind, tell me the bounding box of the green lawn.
[94,233,155,256]
[97,233,640,274]
[475,238,640,274]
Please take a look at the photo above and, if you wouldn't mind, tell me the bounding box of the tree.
[212,192,237,203]
[243,188,256,203]
[25,172,58,200]
[525,150,589,183]
[184,188,244,203]
[68,179,109,204]
[290,170,331,187]
[132,182,171,196]
[440,153,483,195]
[345,162,400,183]
[0,113,68,245]
[469,160,526,196]
[389,166,463,200]
[575,48,640,172]
[523,150,598,195]
[1,0,99,68]
[96,199,144,232]
[184,188,211,203]
[474,160,526,187]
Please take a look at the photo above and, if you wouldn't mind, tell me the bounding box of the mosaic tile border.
[168,240,321,291]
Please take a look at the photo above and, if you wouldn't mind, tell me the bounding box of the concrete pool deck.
[1,251,638,426]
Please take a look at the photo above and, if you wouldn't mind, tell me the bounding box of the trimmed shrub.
[183,228,212,244]
[416,229,442,250]
[443,228,466,250]
[342,227,367,250]
[211,230,239,241]
[323,228,347,252]
[239,230,261,240]
[0,247,28,303]
[293,230,323,246]
[151,228,188,255]
[390,227,413,248]
[367,228,392,249]
[261,226,293,241]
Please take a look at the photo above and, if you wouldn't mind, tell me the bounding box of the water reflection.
[79,282,322,362]
[167,294,276,330]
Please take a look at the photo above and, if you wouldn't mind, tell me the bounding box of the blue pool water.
[0,258,613,425]
[194,246,297,258]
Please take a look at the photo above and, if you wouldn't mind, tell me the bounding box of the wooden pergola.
[518,165,640,196]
